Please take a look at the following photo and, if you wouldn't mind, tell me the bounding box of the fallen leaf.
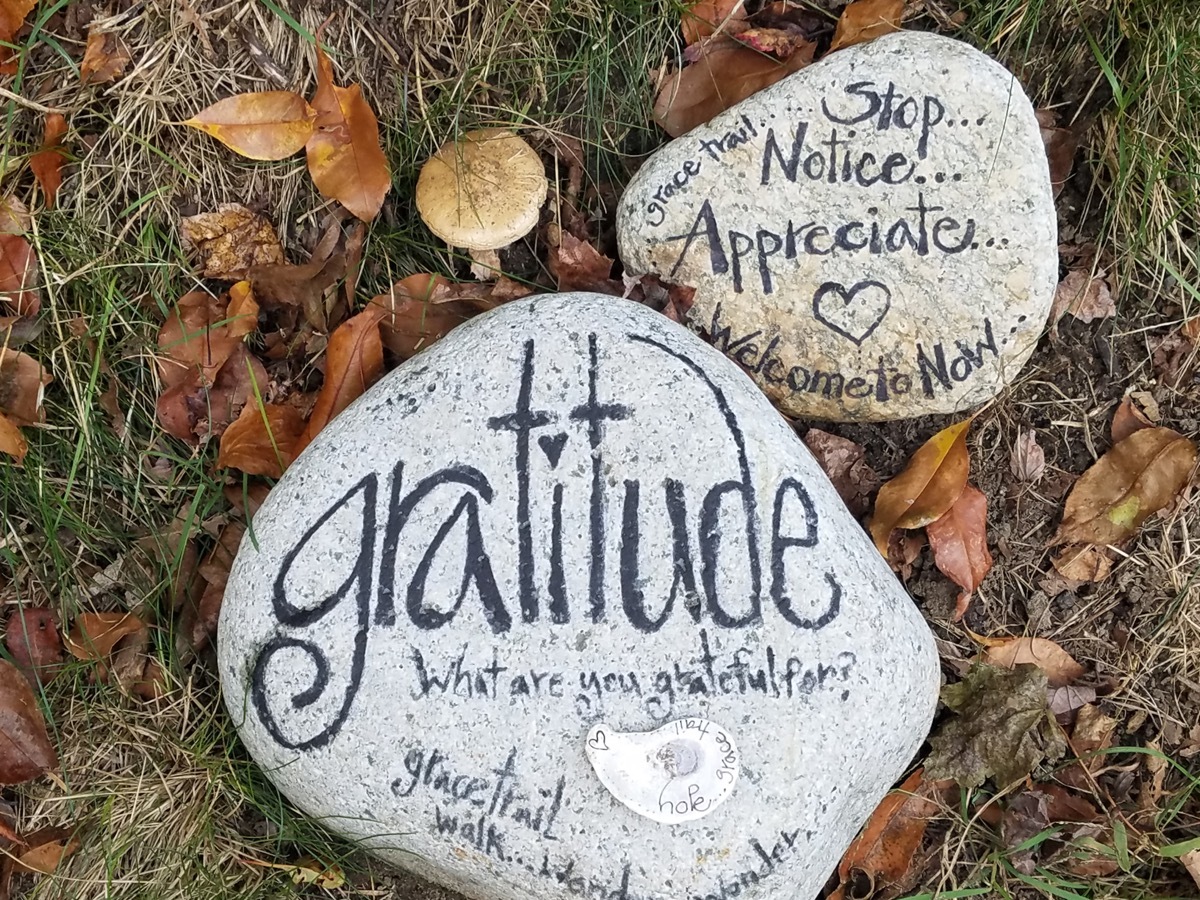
[186,522,245,652]
[925,663,1067,788]
[1183,315,1200,345]
[0,0,35,44]
[868,418,972,554]
[736,27,814,57]
[1071,704,1117,771]
[1010,428,1045,482]
[1111,395,1153,444]
[1048,683,1096,720]
[0,411,26,461]
[0,233,40,318]
[886,530,925,581]
[1001,783,1103,874]
[654,39,814,137]
[1050,268,1115,335]
[180,205,285,279]
[0,196,30,235]
[3,608,63,686]
[830,0,903,51]
[1037,109,1078,198]
[926,484,992,621]
[80,29,132,84]
[305,31,391,221]
[247,221,346,328]
[0,658,58,784]
[548,234,621,294]
[0,348,49,425]
[979,636,1086,687]
[64,611,146,661]
[830,769,955,900]
[11,825,79,875]
[802,429,879,517]
[1181,849,1200,890]
[29,114,67,209]
[217,400,305,478]
[290,857,345,889]
[1050,543,1114,582]
[226,280,260,339]
[1151,329,1198,389]
[157,291,245,386]
[682,0,747,45]
[183,92,316,160]
[1051,426,1198,548]
[294,305,386,454]
[156,344,267,444]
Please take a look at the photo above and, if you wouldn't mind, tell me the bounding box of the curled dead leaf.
[1010,428,1045,483]
[184,92,316,160]
[0,410,27,462]
[0,658,58,785]
[653,39,814,138]
[3,608,63,686]
[29,114,67,209]
[1050,543,1114,583]
[180,205,285,280]
[802,429,879,518]
[926,484,992,621]
[11,825,80,875]
[979,635,1086,688]
[1050,268,1115,335]
[1051,426,1197,548]
[218,400,306,478]
[64,611,146,661]
[1111,394,1154,444]
[0,233,40,318]
[868,418,972,554]
[0,348,50,425]
[548,234,621,294]
[80,29,132,84]
[682,0,747,45]
[830,0,904,51]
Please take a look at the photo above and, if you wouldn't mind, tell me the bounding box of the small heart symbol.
[587,729,609,752]
[812,280,892,347]
[538,433,568,468]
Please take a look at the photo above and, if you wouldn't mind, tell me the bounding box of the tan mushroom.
[415,129,548,252]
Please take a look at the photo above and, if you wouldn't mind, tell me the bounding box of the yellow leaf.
[183,92,316,161]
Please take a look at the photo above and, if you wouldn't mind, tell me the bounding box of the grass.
[1,0,1198,898]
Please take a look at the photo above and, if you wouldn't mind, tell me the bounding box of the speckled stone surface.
[218,293,940,900]
[617,32,1056,422]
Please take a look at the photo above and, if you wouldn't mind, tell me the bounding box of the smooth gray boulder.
[618,32,1056,422]
[218,293,940,900]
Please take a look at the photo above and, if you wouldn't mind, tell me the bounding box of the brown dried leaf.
[1071,704,1117,771]
[0,0,35,44]
[0,233,40,317]
[295,305,386,454]
[736,27,813,58]
[0,196,30,235]
[548,233,622,294]
[305,32,391,221]
[375,274,531,359]
[1037,109,1078,199]
[0,658,58,785]
[64,611,146,661]
[226,281,260,339]
[1050,269,1115,335]
[926,484,992,621]
[802,428,879,517]
[653,39,814,137]
[1050,543,1114,583]
[157,291,243,386]
[1010,428,1045,482]
[830,769,955,900]
[682,0,746,45]
[980,636,1086,688]
[1111,395,1153,444]
[217,400,305,478]
[886,530,924,581]
[183,92,316,160]
[3,608,63,686]
[247,221,346,327]
[29,114,67,209]
[0,348,49,425]
[1051,427,1198,548]
[80,30,132,84]
[12,826,80,875]
[830,0,903,52]
[868,418,971,554]
[180,205,285,280]
[0,411,26,462]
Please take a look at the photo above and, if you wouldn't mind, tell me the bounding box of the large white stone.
[218,293,939,900]
[618,32,1057,422]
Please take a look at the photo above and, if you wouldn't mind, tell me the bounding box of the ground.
[1,0,1198,898]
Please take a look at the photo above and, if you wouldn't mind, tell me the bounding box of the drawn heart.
[538,432,568,468]
[811,281,892,346]
[587,729,609,752]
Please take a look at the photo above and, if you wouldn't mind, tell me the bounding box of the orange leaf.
[682,0,747,45]
[868,418,972,554]
[4,607,64,687]
[653,40,814,138]
[305,36,390,221]
[831,769,953,898]
[157,291,245,386]
[0,658,58,785]
[29,113,67,209]
[183,92,316,161]
[1110,395,1153,443]
[80,30,132,84]
[217,400,305,478]
[12,826,80,875]
[979,636,1085,687]
[0,0,35,44]
[0,348,49,425]
[64,612,146,661]
[830,0,904,52]
[0,409,26,461]
[1050,427,1197,548]
[926,484,993,621]
[295,306,386,454]
[180,205,284,280]
[226,281,260,339]
[0,232,40,317]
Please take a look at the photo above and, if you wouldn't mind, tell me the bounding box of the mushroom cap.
[415,129,549,251]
